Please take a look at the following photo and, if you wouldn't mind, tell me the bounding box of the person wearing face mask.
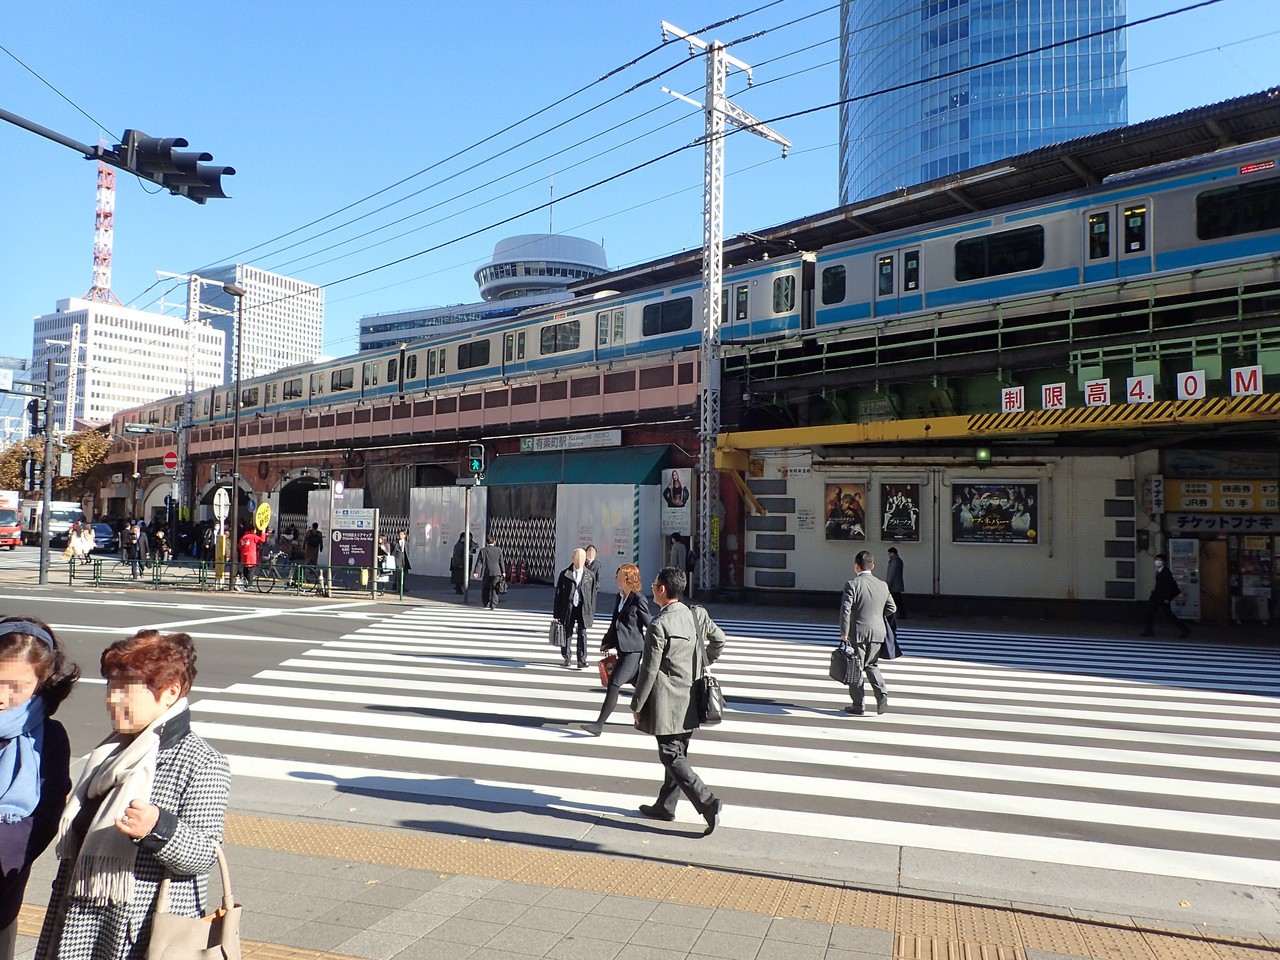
[1141,553,1190,638]
[36,631,229,960]
[0,618,78,960]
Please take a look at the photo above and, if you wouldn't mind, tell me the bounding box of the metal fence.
[67,555,404,599]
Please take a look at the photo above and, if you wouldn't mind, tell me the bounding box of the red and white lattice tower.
[84,161,122,304]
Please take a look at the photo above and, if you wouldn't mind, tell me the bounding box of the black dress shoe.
[701,798,722,836]
[579,722,603,737]
[843,705,865,715]
[875,698,888,715]
[560,658,571,668]
[577,661,587,669]
[638,803,675,822]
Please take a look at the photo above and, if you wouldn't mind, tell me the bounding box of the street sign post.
[213,487,230,522]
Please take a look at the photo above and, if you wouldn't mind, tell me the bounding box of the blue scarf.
[0,696,46,822]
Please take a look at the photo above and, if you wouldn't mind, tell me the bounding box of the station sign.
[330,507,376,569]
[520,429,621,454]
[1166,479,1279,513]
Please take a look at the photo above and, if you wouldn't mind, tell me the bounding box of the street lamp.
[222,282,246,590]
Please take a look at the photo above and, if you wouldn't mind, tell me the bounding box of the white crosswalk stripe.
[188,605,1280,886]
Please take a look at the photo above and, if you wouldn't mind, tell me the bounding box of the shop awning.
[482,445,670,486]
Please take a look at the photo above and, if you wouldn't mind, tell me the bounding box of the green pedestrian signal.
[467,443,485,477]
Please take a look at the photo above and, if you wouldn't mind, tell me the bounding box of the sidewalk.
[15,794,1280,960]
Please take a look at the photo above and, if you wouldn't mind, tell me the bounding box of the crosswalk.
[188,605,1280,886]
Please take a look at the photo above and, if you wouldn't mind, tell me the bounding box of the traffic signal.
[117,130,235,204]
[26,399,43,437]
[23,457,39,491]
[467,443,485,477]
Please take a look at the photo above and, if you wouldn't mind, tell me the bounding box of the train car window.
[331,368,355,392]
[877,256,894,296]
[362,361,379,387]
[241,387,259,408]
[214,394,223,413]
[597,311,610,347]
[954,225,1044,281]
[267,383,277,404]
[613,309,625,343]
[517,331,526,359]
[200,398,210,416]
[1197,176,1280,239]
[504,334,514,362]
[1123,206,1147,252]
[772,276,795,313]
[904,250,920,290]
[148,409,159,424]
[1088,212,1110,259]
[406,354,418,379]
[310,372,324,397]
[821,265,846,304]
[439,350,446,374]
[642,297,694,336]
[735,285,749,321]
[458,339,491,369]
[720,289,728,318]
[387,358,398,382]
[284,378,303,400]
[540,319,581,354]
[429,350,437,376]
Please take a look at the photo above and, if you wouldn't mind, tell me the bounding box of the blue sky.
[1,0,1276,363]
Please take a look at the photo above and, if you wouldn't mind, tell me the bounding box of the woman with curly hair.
[36,630,229,960]
[0,617,78,960]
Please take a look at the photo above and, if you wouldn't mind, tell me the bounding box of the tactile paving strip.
[23,813,1261,960]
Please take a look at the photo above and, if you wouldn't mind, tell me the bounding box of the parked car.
[90,523,120,554]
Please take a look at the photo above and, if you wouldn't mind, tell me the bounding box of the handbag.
[829,642,855,683]
[147,842,241,960]
[548,620,566,647]
[495,575,509,595]
[695,673,724,725]
[598,653,618,685]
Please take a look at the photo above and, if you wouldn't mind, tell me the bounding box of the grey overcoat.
[631,602,725,736]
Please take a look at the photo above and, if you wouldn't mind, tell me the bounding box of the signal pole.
[660,22,790,593]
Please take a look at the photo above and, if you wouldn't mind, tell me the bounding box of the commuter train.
[116,136,1280,433]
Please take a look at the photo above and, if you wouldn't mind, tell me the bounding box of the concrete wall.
[743,453,1137,601]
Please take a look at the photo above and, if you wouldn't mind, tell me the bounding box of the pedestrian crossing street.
[188,605,1280,886]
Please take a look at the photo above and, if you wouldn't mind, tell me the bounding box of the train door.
[872,248,922,318]
[1083,201,1151,283]
[720,282,750,336]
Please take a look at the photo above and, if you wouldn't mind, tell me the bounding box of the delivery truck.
[20,500,84,547]
[0,492,20,549]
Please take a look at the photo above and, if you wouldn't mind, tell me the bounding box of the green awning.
[482,445,670,486]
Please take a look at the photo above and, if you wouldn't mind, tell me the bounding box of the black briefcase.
[829,643,855,684]
[548,620,566,647]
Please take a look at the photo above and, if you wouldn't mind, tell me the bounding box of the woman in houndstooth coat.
[36,631,230,960]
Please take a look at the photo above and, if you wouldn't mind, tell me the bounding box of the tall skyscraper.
[839,0,1128,204]
[201,265,324,382]
[31,299,224,424]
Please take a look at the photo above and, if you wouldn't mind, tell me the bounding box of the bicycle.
[252,550,293,594]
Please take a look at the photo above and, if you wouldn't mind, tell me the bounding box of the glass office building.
[839,0,1127,204]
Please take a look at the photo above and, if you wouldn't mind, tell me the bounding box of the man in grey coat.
[885,545,905,625]
[631,566,726,835]
[839,550,896,716]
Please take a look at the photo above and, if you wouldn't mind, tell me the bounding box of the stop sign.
[163,450,178,470]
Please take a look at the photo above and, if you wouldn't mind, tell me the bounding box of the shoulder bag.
[495,575,509,594]
[691,608,725,725]
[147,842,241,960]
[829,642,855,683]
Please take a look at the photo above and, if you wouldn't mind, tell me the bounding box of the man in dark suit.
[476,536,505,610]
[128,523,150,580]
[552,548,597,668]
[631,566,726,834]
[838,550,896,715]
[584,544,601,579]
[885,546,905,624]
[1142,553,1189,637]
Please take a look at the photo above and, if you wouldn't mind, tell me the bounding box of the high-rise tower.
[839,0,1128,205]
[84,162,122,304]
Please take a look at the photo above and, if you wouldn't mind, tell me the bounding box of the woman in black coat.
[579,563,651,736]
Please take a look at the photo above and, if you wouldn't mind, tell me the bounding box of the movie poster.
[824,483,867,541]
[951,482,1039,545]
[660,468,692,535]
[880,483,921,542]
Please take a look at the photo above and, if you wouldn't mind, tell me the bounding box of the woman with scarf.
[0,617,78,960]
[36,630,229,960]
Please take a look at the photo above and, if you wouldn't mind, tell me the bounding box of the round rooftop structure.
[474,234,609,302]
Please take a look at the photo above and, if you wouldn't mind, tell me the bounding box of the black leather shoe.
[702,798,722,836]
[576,661,587,669]
[843,705,865,715]
[875,698,888,715]
[638,803,675,822]
[579,722,603,737]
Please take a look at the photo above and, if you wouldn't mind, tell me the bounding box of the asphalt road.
[0,580,393,755]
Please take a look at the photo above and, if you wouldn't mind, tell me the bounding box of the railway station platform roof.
[576,86,1280,297]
